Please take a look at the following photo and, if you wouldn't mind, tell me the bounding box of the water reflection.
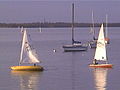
[11,71,42,90]
[92,68,108,90]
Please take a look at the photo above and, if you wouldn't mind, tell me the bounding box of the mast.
[19,29,26,65]
[92,10,95,40]
[72,3,74,44]
[105,14,108,38]
[39,22,42,33]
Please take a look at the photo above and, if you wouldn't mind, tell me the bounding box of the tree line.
[0,22,120,28]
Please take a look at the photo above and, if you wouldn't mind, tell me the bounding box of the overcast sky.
[0,1,119,23]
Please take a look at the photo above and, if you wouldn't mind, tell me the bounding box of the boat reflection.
[92,68,108,90]
[11,71,42,90]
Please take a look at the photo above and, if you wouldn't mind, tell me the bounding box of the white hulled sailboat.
[89,24,112,68]
[63,3,88,52]
[105,14,110,44]
[10,29,43,71]
[39,27,42,33]
[89,11,97,48]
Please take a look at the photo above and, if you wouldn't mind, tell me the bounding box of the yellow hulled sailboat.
[10,29,43,71]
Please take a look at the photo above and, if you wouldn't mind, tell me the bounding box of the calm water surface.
[0,27,120,90]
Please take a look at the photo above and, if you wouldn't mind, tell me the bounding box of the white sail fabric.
[39,27,42,32]
[19,29,40,64]
[19,29,26,65]
[94,24,107,61]
[27,49,40,63]
[20,27,24,33]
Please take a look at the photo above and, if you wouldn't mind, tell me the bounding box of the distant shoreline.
[0,22,120,28]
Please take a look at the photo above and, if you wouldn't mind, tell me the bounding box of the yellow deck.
[10,66,44,71]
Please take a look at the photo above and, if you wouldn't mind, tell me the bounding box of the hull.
[63,44,88,52]
[89,64,113,68]
[10,66,44,71]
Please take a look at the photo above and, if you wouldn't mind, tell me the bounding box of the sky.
[0,1,119,23]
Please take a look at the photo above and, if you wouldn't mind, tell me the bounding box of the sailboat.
[39,27,42,33]
[63,3,88,52]
[10,29,43,71]
[89,11,97,48]
[89,24,113,68]
[105,14,110,44]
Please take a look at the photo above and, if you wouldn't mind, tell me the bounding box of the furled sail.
[94,24,107,61]
[19,29,40,65]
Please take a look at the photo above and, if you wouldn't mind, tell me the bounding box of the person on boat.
[93,37,98,42]
[34,64,36,66]
[93,59,98,65]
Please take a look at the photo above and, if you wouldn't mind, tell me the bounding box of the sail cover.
[94,24,107,61]
[19,29,40,64]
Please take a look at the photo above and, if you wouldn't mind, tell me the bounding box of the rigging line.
[28,34,35,50]
[28,33,39,57]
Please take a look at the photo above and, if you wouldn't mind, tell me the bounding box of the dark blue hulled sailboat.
[63,3,88,52]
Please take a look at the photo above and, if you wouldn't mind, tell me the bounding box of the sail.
[94,24,107,61]
[19,29,26,65]
[19,29,40,64]
[27,49,40,63]
[20,27,24,33]
[39,27,42,32]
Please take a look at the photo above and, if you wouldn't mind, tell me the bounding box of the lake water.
[0,27,120,90]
